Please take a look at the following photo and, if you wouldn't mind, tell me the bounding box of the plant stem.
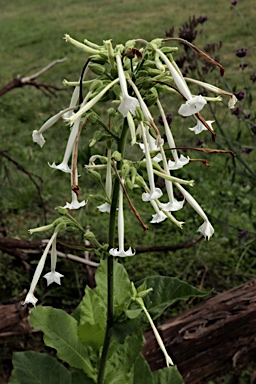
[97,120,129,384]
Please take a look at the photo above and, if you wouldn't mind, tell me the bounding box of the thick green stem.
[97,120,129,384]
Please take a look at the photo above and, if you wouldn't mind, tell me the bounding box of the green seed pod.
[89,131,103,147]
[87,169,102,181]
[90,54,107,64]
[111,151,122,161]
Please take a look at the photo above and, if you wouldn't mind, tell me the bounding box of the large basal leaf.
[71,369,95,384]
[29,306,96,381]
[130,354,154,384]
[9,351,71,384]
[153,366,184,384]
[136,276,209,319]
[104,332,143,384]
[95,259,131,312]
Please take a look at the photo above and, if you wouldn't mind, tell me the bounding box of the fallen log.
[142,278,256,383]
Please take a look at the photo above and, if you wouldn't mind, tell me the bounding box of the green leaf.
[111,318,142,344]
[130,354,154,384]
[136,276,209,319]
[95,259,131,312]
[78,321,105,351]
[79,286,107,329]
[9,351,71,384]
[71,369,95,384]
[153,366,184,384]
[104,333,143,384]
[29,306,96,381]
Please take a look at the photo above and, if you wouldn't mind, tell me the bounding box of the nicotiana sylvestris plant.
[10,35,237,384]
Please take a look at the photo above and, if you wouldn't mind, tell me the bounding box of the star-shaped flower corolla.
[175,183,214,240]
[178,95,207,117]
[150,200,167,223]
[109,183,135,257]
[44,236,64,286]
[22,231,58,306]
[168,155,190,170]
[189,119,214,135]
[116,54,139,117]
[64,191,87,210]
[139,123,163,202]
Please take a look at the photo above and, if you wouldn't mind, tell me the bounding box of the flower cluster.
[26,35,236,305]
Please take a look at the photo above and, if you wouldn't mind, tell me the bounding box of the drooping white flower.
[175,183,214,240]
[116,54,139,117]
[32,106,75,148]
[64,191,87,210]
[44,236,64,286]
[189,119,214,135]
[22,231,58,306]
[139,123,163,202]
[184,77,238,109]
[109,182,135,257]
[178,95,207,117]
[157,99,189,170]
[150,200,167,223]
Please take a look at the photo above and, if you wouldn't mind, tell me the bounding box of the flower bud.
[88,63,106,75]
[111,151,122,161]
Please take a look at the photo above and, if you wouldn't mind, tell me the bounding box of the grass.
[0,0,256,382]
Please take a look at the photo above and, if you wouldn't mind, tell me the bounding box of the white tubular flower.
[50,92,91,173]
[64,164,87,210]
[109,182,135,257]
[157,99,189,170]
[157,145,184,212]
[155,48,192,100]
[67,78,119,125]
[189,118,214,135]
[64,191,87,210]
[127,112,137,146]
[138,130,162,163]
[97,148,112,213]
[175,183,214,240]
[22,231,58,306]
[178,95,207,117]
[140,301,174,367]
[116,54,139,117]
[139,123,163,202]
[43,236,64,286]
[184,77,238,109]
[155,49,207,118]
[150,200,167,223]
[32,106,75,148]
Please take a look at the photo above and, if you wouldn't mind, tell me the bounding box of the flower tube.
[175,183,214,239]
[116,53,139,117]
[22,231,58,306]
[44,235,64,286]
[109,181,135,257]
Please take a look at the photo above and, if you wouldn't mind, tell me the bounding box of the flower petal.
[158,199,185,212]
[22,292,38,307]
[118,95,139,117]
[32,130,46,148]
[150,211,167,223]
[109,247,136,257]
[142,188,163,202]
[44,271,64,286]
[168,155,190,170]
[49,162,72,173]
[189,120,214,135]
[178,95,207,117]
[97,202,111,213]
[198,220,214,240]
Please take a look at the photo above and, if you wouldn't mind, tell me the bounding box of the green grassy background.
[0,0,256,382]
